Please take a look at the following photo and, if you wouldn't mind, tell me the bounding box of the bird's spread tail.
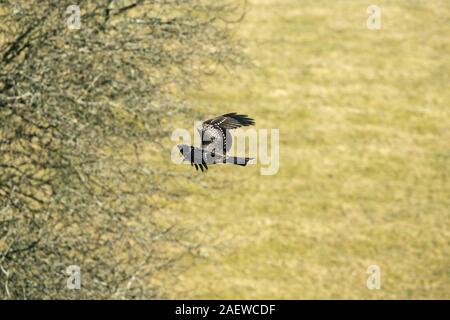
[226,156,253,166]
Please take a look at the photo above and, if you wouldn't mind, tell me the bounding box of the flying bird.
[178,112,255,171]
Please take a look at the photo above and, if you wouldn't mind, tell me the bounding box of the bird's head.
[177,144,190,156]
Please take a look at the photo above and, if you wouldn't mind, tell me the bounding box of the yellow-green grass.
[164,0,450,299]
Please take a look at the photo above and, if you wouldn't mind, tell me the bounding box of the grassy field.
[165,0,450,299]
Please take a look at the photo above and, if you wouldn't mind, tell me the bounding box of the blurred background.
[0,0,449,299]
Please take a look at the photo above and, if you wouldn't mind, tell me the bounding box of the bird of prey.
[198,112,255,156]
[178,113,255,172]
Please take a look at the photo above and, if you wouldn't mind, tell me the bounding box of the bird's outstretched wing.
[197,113,255,154]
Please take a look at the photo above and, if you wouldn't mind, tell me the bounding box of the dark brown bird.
[178,113,255,171]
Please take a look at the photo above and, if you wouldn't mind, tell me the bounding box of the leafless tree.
[0,0,243,299]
